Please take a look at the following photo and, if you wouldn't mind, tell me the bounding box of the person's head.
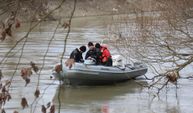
[95,43,101,49]
[88,42,94,47]
[79,45,86,53]
[87,42,94,49]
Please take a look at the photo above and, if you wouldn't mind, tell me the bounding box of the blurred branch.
[60,0,77,60]
[107,0,193,93]
[0,0,66,65]
[58,0,77,113]
[0,0,66,112]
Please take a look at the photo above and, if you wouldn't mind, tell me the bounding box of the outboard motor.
[112,55,123,67]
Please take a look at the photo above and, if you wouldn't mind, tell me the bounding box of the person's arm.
[85,50,90,59]
[80,53,84,63]
[102,49,111,62]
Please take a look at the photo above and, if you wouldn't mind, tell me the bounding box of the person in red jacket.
[95,43,112,66]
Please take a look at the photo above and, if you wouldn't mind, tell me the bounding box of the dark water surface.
[1,16,193,113]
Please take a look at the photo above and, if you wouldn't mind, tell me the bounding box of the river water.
[1,16,193,113]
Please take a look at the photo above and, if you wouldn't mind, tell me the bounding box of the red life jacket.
[100,46,111,63]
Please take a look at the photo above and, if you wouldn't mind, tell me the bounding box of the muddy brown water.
[1,16,193,113]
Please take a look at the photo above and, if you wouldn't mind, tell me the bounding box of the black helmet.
[79,45,86,52]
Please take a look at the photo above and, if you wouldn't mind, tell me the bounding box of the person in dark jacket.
[95,43,102,65]
[69,45,86,62]
[85,42,95,59]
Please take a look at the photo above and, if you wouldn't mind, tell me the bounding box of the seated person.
[94,43,103,65]
[69,45,86,63]
[85,42,96,60]
[95,43,112,66]
[65,45,86,69]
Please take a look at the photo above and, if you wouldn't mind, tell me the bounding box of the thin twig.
[58,0,77,113]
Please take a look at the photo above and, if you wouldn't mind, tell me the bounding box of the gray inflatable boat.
[52,60,148,85]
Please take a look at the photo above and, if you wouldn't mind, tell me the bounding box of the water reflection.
[52,79,193,113]
[53,80,147,112]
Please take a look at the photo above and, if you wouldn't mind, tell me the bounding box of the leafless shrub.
[108,0,193,92]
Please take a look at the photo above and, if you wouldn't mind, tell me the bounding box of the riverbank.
[0,0,157,21]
